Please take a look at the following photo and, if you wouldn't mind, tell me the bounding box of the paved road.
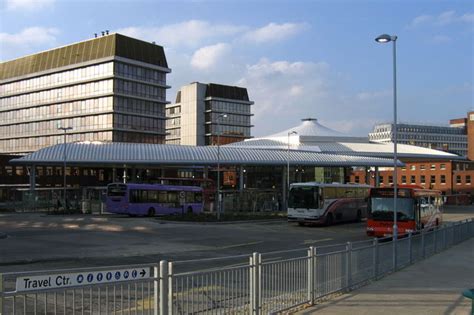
[0,205,472,273]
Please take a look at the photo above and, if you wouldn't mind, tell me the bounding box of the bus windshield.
[370,197,414,221]
[289,187,319,209]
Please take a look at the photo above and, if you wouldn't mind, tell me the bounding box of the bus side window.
[130,190,139,203]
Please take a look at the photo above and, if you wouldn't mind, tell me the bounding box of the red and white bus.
[288,183,370,226]
[366,185,443,237]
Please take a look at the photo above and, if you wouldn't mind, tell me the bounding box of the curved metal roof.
[11,142,402,167]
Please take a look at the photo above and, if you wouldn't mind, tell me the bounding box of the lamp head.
[375,34,397,43]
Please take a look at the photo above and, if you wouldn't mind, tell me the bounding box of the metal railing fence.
[1,219,472,315]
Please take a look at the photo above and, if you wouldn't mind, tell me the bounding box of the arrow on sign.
[140,269,146,277]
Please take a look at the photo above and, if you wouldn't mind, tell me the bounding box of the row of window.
[206,125,251,137]
[0,114,113,139]
[115,62,167,85]
[206,112,251,126]
[115,97,165,117]
[206,100,251,115]
[378,174,472,185]
[372,125,465,135]
[112,131,163,144]
[129,189,202,204]
[166,128,181,137]
[0,80,114,110]
[166,117,181,128]
[1,62,114,96]
[115,79,166,101]
[370,133,466,141]
[114,114,165,132]
[402,164,446,171]
[0,97,114,125]
[0,131,113,154]
[166,106,180,116]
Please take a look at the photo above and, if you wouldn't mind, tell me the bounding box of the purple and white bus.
[106,183,203,216]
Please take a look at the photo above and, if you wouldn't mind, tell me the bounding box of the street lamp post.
[375,33,398,270]
[58,125,73,211]
[287,131,298,207]
[216,113,227,220]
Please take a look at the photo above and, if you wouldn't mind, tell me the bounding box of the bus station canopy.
[11,142,403,167]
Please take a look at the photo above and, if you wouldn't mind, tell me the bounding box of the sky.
[1,0,473,137]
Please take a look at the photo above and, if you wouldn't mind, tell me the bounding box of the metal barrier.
[1,219,473,315]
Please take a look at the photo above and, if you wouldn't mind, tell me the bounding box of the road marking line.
[303,238,333,244]
[215,240,264,250]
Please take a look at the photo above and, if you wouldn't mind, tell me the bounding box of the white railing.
[1,219,472,315]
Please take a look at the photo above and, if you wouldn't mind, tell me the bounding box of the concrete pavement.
[295,239,474,315]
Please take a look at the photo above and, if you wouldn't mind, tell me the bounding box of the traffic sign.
[15,267,150,292]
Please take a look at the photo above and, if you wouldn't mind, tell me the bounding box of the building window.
[411,175,416,184]
[355,176,360,183]
[379,175,384,184]
[440,164,446,170]
[456,175,461,185]
[401,166,406,171]
[431,164,436,170]
[402,175,406,184]
[441,175,446,184]
[430,175,436,184]
[420,175,425,184]
[389,176,393,184]
[410,165,416,171]
[467,175,471,185]
[420,165,425,171]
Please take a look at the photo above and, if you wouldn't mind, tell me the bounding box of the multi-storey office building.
[0,33,171,155]
[369,122,467,157]
[166,82,253,146]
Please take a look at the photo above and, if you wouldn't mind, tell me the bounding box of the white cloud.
[5,0,54,10]
[116,20,246,49]
[190,43,231,70]
[408,10,474,28]
[241,22,308,43]
[0,27,59,60]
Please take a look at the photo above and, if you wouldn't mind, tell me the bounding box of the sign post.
[179,191,185,215]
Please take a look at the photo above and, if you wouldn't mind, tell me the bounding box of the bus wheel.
[325,213,333,226]
[148,208,155,217]
[356,210,362,222]
[187,206,193,214]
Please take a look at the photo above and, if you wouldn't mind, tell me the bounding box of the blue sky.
[1,0,473,136]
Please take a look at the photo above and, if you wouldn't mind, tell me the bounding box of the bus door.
[414,198,422,230]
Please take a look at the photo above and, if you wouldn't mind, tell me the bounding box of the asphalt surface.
[0,205,472,274]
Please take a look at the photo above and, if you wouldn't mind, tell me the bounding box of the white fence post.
[346,242,352,289]
[159,260,169,315]
[307,246,315,304]
[250,252,261,315]
[168,262,173,314]
[154,265,159,315]
[372,238,378,279]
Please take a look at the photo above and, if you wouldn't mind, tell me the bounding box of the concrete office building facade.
[369,122,467,157]
[166,82,253,146]
[0,33,171,155]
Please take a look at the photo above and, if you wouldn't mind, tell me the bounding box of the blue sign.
[115,271,121,280]
[97,273,103,281]
[106,272,112,281]
[124,271,129,279]
[87,273,93,282]
[77,275,84,284]
[132,270,138,278]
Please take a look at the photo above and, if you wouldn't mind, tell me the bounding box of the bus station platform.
[296,239,474,315]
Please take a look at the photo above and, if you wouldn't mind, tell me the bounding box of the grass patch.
[158,211,286,222]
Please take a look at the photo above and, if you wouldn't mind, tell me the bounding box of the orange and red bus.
[366,185,443,237]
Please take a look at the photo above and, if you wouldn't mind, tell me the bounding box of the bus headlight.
[366,227,374,231]
[405,229,414,233]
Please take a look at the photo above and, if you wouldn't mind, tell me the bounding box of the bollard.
[250,252,261,315]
